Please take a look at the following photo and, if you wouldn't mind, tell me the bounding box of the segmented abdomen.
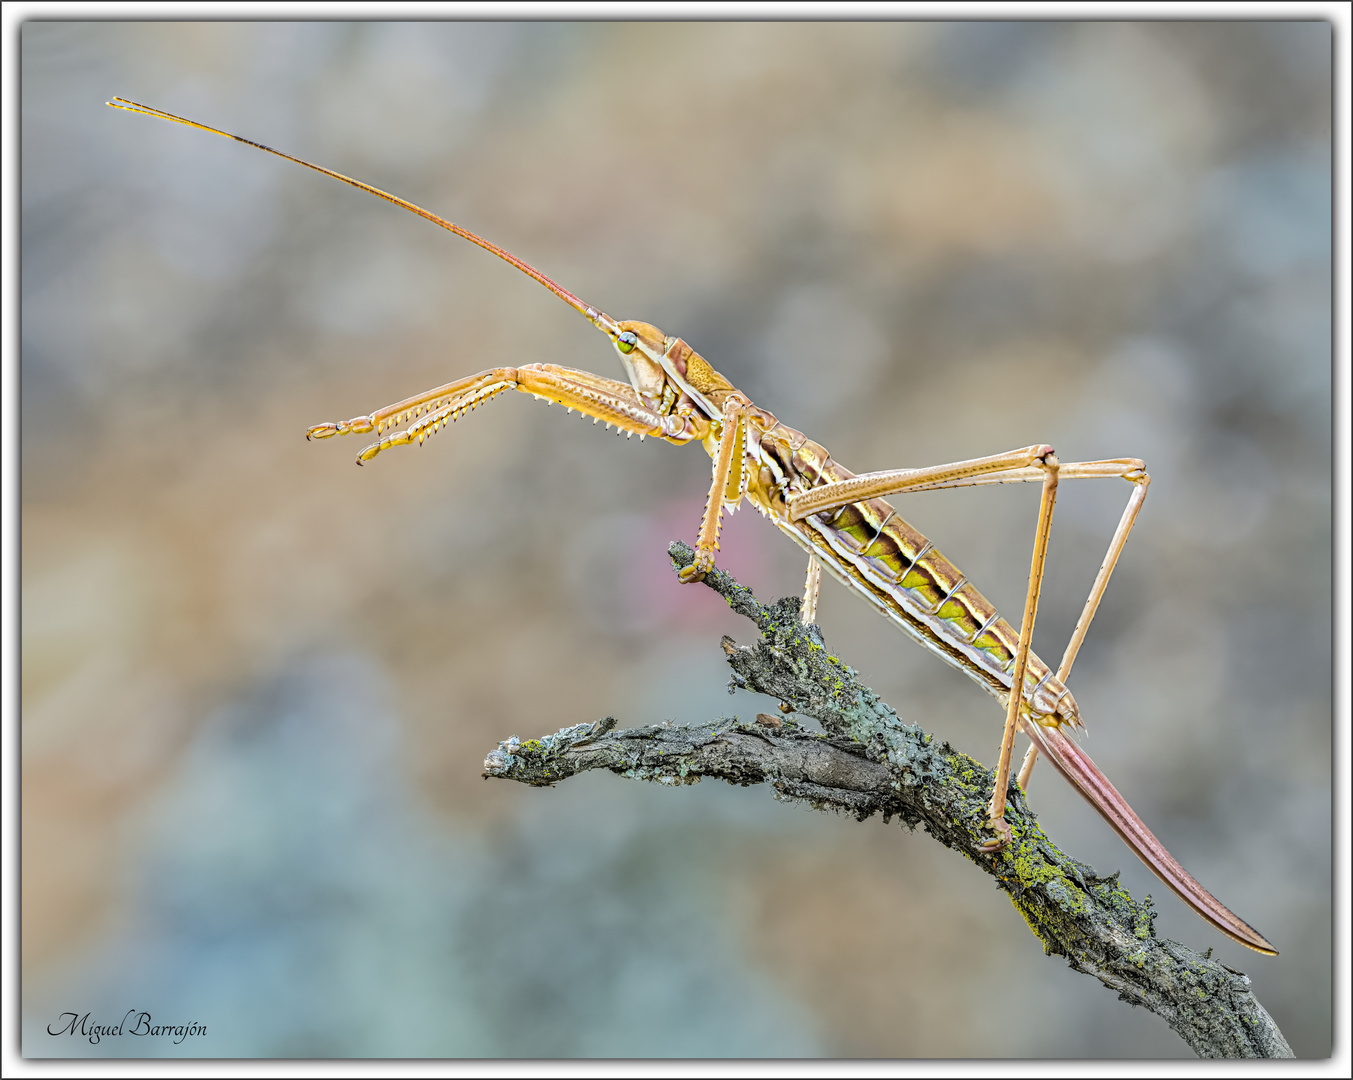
[755,420,1077,727]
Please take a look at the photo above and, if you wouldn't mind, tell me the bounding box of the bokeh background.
[20,21,1332,1058]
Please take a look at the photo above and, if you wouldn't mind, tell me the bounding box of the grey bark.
[482,540,1293,1059]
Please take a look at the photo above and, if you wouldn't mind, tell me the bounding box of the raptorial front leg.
[306,364,692,464]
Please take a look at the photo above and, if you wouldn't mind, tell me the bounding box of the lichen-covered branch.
[482,540,1292,1059]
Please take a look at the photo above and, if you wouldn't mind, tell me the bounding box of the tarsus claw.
[978,817,1013,853]
[306,416,375,441]
[679,548,717,583]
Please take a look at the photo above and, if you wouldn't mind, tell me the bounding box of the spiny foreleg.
[306,364,695,464]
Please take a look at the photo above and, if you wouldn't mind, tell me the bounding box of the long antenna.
[107,97,620,336]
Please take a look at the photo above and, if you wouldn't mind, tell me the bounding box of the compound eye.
[616,331,638,354]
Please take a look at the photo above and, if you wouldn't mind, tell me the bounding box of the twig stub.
[479,540,1292,1059]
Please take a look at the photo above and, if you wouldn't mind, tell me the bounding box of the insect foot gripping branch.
[482,543,1291,1057]
[110,96,1275,959]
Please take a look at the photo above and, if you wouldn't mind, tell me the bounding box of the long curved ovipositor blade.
[1024,723,1277,955]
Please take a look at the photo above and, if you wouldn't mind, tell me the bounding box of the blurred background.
[20,21,1331,1058]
